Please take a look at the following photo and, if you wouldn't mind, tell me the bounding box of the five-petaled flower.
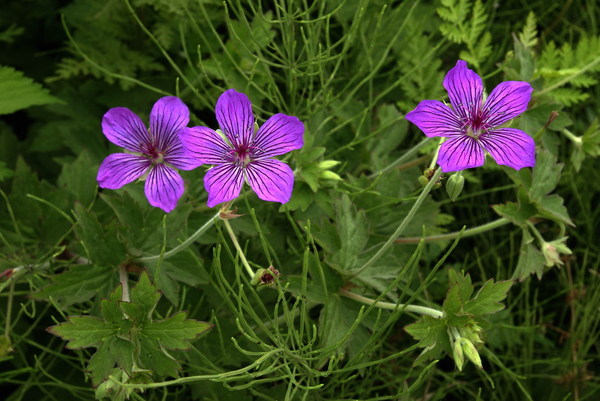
[97,97,201,212]
[406,60,535,172]
[179,89,304,208]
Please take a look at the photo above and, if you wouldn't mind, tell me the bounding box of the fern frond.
[518,12,538,49]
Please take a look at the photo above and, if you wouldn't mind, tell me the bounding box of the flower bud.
[452,339,465,371]
[460,338,483,369]
[251,266,280,286]
[446,172,464,201]
[541,237,572,267]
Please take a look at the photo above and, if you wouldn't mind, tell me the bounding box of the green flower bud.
[460,337,483,369]
[446,172,464,201]
[452,339,465,371]
[541,237,572,267]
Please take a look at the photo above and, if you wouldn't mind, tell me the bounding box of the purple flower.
[179,89,304,208]
[97,97,201,212]
[406,60,535,172]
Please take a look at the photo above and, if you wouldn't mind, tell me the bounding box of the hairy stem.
[340,289,444,318]
[395,217,511,244]
[222,219,255,279]
[139,213,220,262]
[119,264,130,302]
[350,168,443,279]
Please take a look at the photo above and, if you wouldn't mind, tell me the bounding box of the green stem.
[340,289,444,318]
[116,350,279,389]
[562,129,582,146]
[428,138,444,170]
[350,168,443,279]
[5,280,14,337]
[368,138,432,178]
[118,264,130,303]
[537,53,600,96]
[395,217,511,244]
[139,213,219,262]
[222,219,255,279]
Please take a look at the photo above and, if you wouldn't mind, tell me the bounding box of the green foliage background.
[1,0,599,400]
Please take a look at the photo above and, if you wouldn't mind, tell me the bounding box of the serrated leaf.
[535,194,574,226]
[529,149,562,201]
[34,264,114,306]
[0,66,61,114]
[513,234,546,280]
[330,195,369,271]
[142,312,213,350]
[88,336,135,386]
[120,272,160,323]
[48,316,117,349]
[57,150,98,207]
[101,286,125,324]
[492,201,536,226]
[138,335,180,377]
[463,279,512,315]
[74,203,127,267]
[443,269,474,317]
[518,12,538,48]
[405,315,450,362]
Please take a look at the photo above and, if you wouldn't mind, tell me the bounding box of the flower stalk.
[139,212,220,262]
[221,218,255,280]
[340,289,444,318]
[350,168,443,279]
[395,217,511,244]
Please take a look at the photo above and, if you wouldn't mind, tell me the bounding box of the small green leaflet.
[48,272,213,386]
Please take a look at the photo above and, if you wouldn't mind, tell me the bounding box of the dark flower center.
[465,109,489,139]
[145,145,165,165]
[227,145,261,167]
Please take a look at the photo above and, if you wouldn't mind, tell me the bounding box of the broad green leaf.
[405,315,450,362]
[535,194,574,226]
[88,336,135,386]
[101,285,125,324]
[330,195,369,271]
[529,149,562,201]
[57,150,98,207]
[0,66,61,114]
[142,312,213,350]
[34,264,114,307]
[74,203,127,267]
[463,279,513,315]
[47,316,117,349]
[492,200,536,227]
[443,269,473,317]
[318,295,359,355]
[138,335,180,377]
[513,234,546,280]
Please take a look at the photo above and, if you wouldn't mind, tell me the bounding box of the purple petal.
[437,136,485,172]
[149,97,190,152]
[179,126,230,164]
[216,89,254,148]
[102,107,150,153]
[204,163,244,208]
[245,159,294,204]
[144,164,184,213]
[97,153,151,189]
[405,100,463,138]
[479,128,535,170]
[482,81,533,127]
[251,114,304,158]
[443,60,483,121]
[163,141,203,171]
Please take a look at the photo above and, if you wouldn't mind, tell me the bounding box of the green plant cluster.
[1,0,599,400]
